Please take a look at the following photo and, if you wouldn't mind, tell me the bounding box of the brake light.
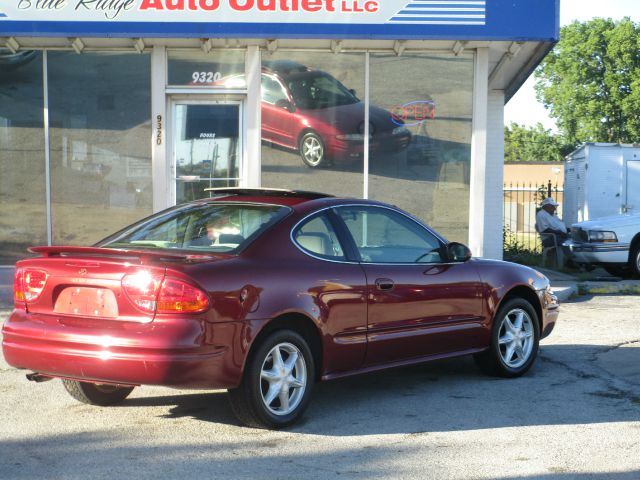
[14,268,48,306]
[121,272,209,314]
[157,278,209,313]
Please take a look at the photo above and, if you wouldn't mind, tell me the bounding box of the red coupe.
[2,188,559,428]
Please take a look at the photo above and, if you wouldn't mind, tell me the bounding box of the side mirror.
[275,99,295,113]
[349,88,357,96]
[446,242,472,262]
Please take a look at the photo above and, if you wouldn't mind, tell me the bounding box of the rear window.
[98,203,289,253]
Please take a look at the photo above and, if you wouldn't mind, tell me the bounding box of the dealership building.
[0,0,559,264]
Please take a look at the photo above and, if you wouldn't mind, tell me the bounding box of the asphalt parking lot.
[1,295,639,480]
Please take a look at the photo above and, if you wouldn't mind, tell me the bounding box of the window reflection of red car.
[260,61,411,168]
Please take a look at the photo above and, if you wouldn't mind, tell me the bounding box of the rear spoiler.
[28,246,218,264]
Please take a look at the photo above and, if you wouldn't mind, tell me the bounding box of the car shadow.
[114,343,640,435]
[119,392,243,426]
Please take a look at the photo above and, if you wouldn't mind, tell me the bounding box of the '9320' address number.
[192,72,223,84]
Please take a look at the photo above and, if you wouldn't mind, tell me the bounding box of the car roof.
[262,60,309,75]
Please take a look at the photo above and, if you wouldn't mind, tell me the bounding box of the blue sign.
[0,0,559,41]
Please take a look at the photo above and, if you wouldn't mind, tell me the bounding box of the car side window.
[336,206,444,263]
[293,214,345,260]
[261,75,288,105]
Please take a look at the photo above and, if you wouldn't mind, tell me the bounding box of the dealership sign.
[0,0,559,40]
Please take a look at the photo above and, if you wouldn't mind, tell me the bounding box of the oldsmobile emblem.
[78,268,88,276]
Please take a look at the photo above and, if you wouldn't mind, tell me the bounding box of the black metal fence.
[503,180,563,252]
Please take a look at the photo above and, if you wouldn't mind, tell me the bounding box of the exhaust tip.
[26,373,53,383]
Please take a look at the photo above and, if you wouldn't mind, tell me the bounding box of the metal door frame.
[167,95,245,206]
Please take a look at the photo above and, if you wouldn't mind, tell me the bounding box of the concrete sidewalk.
[538,266,640,302]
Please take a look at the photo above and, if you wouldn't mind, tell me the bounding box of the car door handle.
[375,278,395,291]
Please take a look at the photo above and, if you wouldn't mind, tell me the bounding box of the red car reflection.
[261,61,411,167]
[220,61,412,168]
[2,188,558,429]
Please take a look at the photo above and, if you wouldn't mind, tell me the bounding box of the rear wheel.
[228,330,315,429]
[62,379,134,406]
[474,298,540,378]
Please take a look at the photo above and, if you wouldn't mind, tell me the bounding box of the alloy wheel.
[498,308,535,369]
[259,342,307,416]
[302,136,324,166]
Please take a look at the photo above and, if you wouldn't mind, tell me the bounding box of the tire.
[604,265,632,278]
[228,330,315,429]
[631,244,640,278]
[62,379,134,406]
[474,298,540,378]
[299,132,327,168]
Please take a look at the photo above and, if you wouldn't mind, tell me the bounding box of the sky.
[503,0,640,131]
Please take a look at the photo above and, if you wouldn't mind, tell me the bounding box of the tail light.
[14,268,48,307]
[121,271,209,314]
[156,278,209,313]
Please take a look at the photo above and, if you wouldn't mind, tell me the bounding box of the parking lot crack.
[542,345,640,408]
[540,354,598,380]
[597,339,640,355]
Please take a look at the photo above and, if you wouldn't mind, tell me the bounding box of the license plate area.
[54,287,119,318]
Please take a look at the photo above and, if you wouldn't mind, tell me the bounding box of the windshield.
[286,72,359,110]
[98,203,289,254]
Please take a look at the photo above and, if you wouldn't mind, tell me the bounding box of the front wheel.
[604,265,632,278]
[228,330,315,429]
[474,298,540,378]
[299,132,327,168]
[62,379,134,406]
[631,245,640,278]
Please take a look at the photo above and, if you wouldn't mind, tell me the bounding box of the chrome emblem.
[78,268,88,276]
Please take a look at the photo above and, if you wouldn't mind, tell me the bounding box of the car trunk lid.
[16,246,219,323]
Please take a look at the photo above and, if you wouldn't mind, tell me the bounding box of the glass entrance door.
[171,100,242,204]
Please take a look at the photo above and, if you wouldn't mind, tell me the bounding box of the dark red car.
[2,189,559,428]
[260,61,412,167]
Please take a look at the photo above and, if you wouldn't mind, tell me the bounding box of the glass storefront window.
[168,50,246,87]
[369,53,474,243]
[260,51,473,242]
[1,47,475,264]
[260,52,365,198]
[0,50,47,263]
[48,52,152,246]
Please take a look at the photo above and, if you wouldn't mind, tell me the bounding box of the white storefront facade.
[0,0,559,264]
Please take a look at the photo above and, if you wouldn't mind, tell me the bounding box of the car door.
[261,74,297,148]
[333,205,485,366]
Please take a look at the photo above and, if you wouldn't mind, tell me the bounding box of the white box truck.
[563,143,640,224]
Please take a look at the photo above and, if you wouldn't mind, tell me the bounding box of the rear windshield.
[97,203,289,254]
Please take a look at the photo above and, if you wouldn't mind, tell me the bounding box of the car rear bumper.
[2,309,248,389]
[563,240,629,265]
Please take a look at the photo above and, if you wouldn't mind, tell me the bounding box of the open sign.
[391,100,436,126]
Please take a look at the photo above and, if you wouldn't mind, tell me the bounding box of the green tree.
[535,18,640,145]
[504,122,573,162]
